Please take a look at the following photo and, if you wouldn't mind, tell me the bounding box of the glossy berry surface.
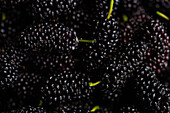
[0,0,169,112]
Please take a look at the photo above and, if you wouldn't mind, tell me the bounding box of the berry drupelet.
[52,100,94,112]
[87,40,145,108]
[0,7,33,47]
[119,12,151,43]
[14,73,43,106]
[19,22,78,53]
[142,0,170,18]
[16,106,46,113]
[40,70,93,109]
[140,19,170,73]
[59,8,95,39]
[119,0,142,18]
[0,44,27,90]
[23,51,75,74]
[119,105,140,113]
[134,65,169,112]
[0,0,31,8]
[95,0,120,20]
[0,1,169,112]
[80,18,119,73]
[32,0,81,20]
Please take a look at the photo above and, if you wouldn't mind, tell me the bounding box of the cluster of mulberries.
[0,0,169,112]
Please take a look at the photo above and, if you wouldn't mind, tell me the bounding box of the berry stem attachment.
[74,59,79,61]
[156,11,169,20]
[78,40,95,43]
[89,81,101,87]
[2,12,6,21]
[107,0,114,19]
[39,100,43,106]
[122,14,128,22]
[90,106,100,112]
